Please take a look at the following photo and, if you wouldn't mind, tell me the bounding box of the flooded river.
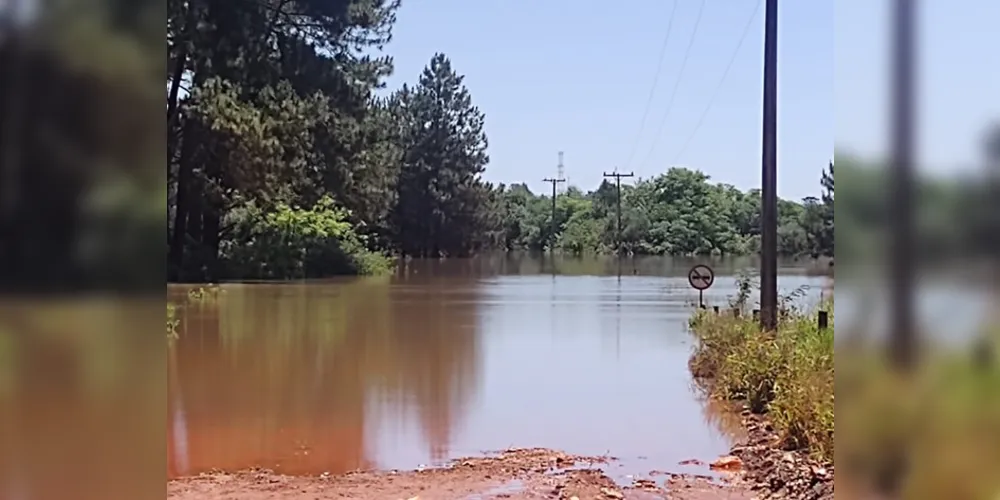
[167,255,828,479]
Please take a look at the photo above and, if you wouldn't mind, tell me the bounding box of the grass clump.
[187,285,222,302]
[166,303,180,339]
[688,303,834,460]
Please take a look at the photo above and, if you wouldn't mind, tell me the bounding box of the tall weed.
[689,302,834,460]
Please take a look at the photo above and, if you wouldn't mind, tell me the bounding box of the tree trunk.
[168,121,196,280]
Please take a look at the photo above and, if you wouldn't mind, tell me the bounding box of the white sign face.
[687,264,715,291]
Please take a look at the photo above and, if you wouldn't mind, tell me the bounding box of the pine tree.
[820,161,834,256]
[392,53,495,257]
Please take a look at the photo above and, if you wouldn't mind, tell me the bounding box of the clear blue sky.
[381,0,832,200]
[380,1,998,200]
[835,0,1000,176]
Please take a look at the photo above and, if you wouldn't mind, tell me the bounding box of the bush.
[689,304,834,460]
[219,196,392,279]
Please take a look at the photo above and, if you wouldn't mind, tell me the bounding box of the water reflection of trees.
[0,301,163,500]
[395,253,827,279]
[168,280,483,477]
[377,283,482,462]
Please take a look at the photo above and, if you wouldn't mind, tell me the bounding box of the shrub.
[220,196,392,279]
[689,304,834,460]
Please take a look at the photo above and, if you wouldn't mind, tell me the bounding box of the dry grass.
[688,305,834,461]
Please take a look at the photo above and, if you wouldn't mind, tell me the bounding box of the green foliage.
[688,304,835,461]
[834,153,999,263]
[560,203,603,254]
[389,54,499,257]
[0,0,163,290]
[495,166,835,257]
[729,268,758,311]
[166,0,836,282]
[221,196,392,279]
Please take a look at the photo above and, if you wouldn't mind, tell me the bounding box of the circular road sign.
[687,264,715,291]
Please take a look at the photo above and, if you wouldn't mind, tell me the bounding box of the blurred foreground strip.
[836,328,1000,499]
[0,0,165,497]
[0,0,164,293]
[0,298,164,500]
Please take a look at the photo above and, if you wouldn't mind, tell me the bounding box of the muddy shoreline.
[167,448,755,500]
[167,408,833,500]
[722,405,835,500]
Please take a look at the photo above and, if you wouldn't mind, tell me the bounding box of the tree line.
[167,0,835,282]
[835,153,998,265]
[495,164,834,257]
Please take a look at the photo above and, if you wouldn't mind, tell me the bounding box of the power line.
[636,0,706,173]
[622,0,680,170]
[671,0,762,164]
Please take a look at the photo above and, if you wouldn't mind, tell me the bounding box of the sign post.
[687,264,715,308]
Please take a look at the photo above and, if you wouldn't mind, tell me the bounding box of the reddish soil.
[168,408,834,500]
[167,448,754,500]
[726,409,834,500]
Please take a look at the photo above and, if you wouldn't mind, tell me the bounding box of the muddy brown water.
[167,255,827,481]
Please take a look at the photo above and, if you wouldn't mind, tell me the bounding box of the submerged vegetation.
[167,304,180,340]
[168,285,224,339]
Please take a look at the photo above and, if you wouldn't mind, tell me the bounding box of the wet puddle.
[167,256,826,480]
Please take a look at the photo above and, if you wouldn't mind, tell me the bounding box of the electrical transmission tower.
[603,170,634,255]
[556,152,567,194]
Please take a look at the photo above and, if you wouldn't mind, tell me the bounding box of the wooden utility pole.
[542,177,566,251]
[603,171,634,254]
[759,0,779,331]
[889,0,916,370]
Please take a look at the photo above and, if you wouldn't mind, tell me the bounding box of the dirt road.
[167,448,755,500]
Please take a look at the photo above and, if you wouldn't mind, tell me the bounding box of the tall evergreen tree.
[391,54,495,257]
[820,161,835,256]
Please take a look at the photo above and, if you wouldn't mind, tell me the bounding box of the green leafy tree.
[168,0,402,280]
[818,161,835,256]
[159,0,848,282]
